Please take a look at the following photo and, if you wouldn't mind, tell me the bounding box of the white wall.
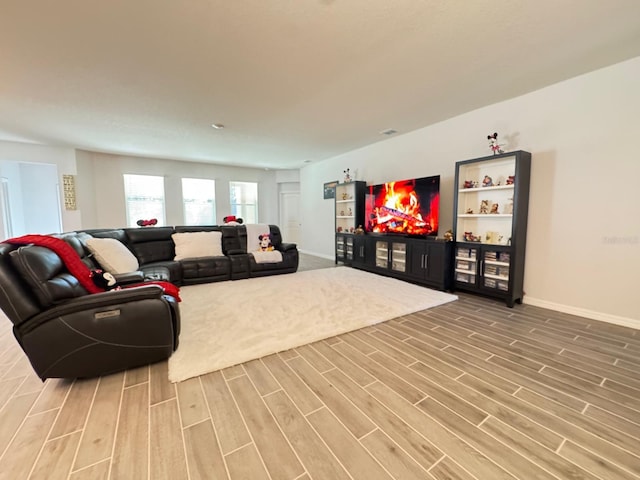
[301,56,640,326]
[75,151,279,228]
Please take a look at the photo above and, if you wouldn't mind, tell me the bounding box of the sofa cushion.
[172,231,223,260]
[9,245,87,308]
[125,227,175,265]
[180,257,231,282]
[85,237,140,274]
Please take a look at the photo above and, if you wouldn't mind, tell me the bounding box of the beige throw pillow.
[172,231,223,260]
[85,237,139,274]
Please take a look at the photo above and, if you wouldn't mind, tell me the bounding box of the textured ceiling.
[2,0,640,169]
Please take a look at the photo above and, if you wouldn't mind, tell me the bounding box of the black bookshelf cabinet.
[334,181,366,264]
[452,150,531,307]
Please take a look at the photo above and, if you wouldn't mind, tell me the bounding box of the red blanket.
[5,234,180,301]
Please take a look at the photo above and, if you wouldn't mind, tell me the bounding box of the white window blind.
[182,178,216,225]
[229,181,258,224]
[123,174,166,227]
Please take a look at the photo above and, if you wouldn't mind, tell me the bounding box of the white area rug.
[168,267,457,382]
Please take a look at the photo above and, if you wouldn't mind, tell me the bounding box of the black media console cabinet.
[338,234,453,291]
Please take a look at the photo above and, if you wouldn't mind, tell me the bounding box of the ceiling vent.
[380,129,397,136]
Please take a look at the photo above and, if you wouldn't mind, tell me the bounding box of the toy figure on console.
[487,132,505,155]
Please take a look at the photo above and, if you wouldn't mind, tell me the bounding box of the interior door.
[279,191,300,244]
[0,161,62,240]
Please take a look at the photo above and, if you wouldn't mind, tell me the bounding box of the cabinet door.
[454,245,480,287]
[375,240,389,269]
[480,247,511,293]
[352,236,367,265]
[425,243,446,283]
[390,241,407,273]
[408,242,428,280]
[345,236,354,262]
[407,241,448,286]
[336,235,345,260]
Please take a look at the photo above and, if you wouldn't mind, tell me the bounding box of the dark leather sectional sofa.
[0,224,297,380]
[108,225,298,286]
[90,224,299,285]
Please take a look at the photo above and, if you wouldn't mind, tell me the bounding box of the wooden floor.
[1,254,639,479]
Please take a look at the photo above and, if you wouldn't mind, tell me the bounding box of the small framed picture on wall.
[323,181,338,199]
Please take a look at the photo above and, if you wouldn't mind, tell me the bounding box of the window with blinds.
[123,174,166,227]
[229,181,258,224]
[182,178,216,225]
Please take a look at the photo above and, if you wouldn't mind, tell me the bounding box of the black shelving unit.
[452,150,531,306]
[334,181,365,264]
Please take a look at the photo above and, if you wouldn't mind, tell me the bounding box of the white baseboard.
[298,249,334,261]
[523,297,640,330]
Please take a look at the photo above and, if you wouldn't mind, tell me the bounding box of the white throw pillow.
[86,237,140,274]
[172,231,223,260]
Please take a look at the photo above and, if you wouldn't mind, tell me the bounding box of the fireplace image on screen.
[365,175,440,236]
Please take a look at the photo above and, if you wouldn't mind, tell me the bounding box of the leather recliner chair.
[0,240,180,380]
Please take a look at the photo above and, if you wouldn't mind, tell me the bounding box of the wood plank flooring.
[1,253,639,479]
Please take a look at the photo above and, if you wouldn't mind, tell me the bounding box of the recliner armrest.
[280,243,297,252]
[21,286,168,334]
[113,271,145,285]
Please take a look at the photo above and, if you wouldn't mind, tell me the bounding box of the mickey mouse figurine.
[487,132,504,155]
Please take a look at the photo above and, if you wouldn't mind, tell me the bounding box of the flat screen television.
[364,175,440,236]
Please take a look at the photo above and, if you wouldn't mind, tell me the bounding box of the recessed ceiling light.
[380,128,397,136]
[211,123,225,129]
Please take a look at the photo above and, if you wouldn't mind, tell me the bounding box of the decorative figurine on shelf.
[504,197,514,214]
[479,199,490,214]
[486,231,500,244]
[490,203,499,214]
[349,226,355,233]
[463,180,476,189]
[343,168,352,182]
[506,175,515,185]
[355,225,365,235]
[443,229,454,242]
[487,132,505,155]
[337,226,343,232]
[464,231,481,242]
[342,192,348,200]
[347,207,352,216]
[465,207,474,214]
[482,175,493,187]
[340,210,345,216]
